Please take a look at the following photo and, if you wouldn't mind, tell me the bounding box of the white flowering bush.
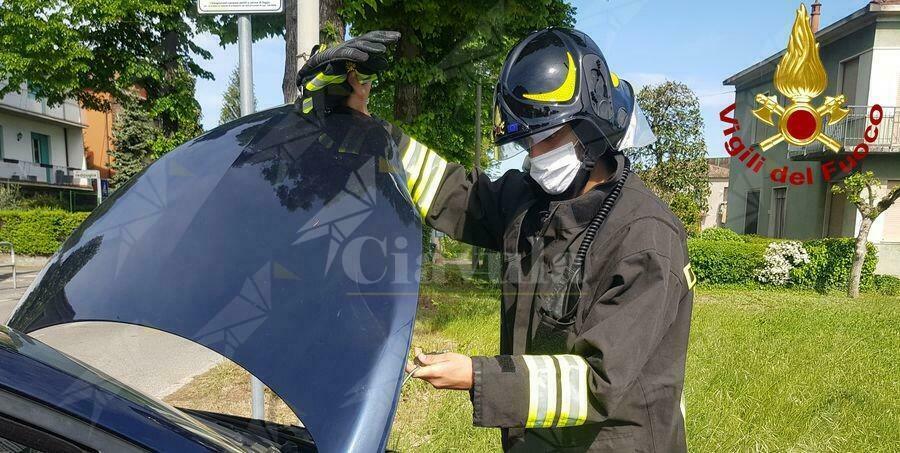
[755,241,811,286]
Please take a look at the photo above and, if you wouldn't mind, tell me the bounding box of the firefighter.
[298,28,694,452]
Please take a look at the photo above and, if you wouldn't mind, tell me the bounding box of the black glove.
[297,30,401,82]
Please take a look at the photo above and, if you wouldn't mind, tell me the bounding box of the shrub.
[668,193,702,237]
[439,236,469,260]
[790,238,877,292]
[0,184,68,210]
[697,227,742,242]
[0,209,90,255]
[873,274,900,296]
[756,241,810,286]
[688,239,767,285]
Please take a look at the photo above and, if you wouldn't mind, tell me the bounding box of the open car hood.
[7,106,422,452]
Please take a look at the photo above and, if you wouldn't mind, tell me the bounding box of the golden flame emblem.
[752,3,849,152]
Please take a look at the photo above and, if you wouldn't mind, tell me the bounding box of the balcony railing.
[0,83,83,126]
[788,105,899,158]
[0,159,90,188]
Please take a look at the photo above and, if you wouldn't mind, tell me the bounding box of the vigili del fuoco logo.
[720,3,883,185]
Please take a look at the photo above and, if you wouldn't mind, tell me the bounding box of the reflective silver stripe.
[558,354,589,426]
[302,97,313,113]
[524,355,590,428]
[305,72,347,91]
[522,355,557,428]
[415,155,446,216]
[403,140,427,192]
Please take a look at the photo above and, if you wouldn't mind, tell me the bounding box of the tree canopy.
[219,67,257,125]
[627,81,710,231]
[343,0,575,167]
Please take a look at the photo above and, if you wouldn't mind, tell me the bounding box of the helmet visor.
[617,105,656,150]
[496,125,565,160]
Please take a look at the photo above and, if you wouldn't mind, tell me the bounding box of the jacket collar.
[541,153,628,236]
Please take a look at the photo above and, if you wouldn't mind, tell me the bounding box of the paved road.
[0,265,223,399]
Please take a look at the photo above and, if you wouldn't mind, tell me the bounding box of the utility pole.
[472,82,482,274]
[297,0,320,69]
[237,14,265,421]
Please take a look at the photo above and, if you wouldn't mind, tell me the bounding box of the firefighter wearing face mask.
[298,28,694,452]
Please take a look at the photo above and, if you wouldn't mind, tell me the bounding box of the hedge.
[0,209,90,255]
[688,234,880,291]
[790,239,878,292]
[873,274,900,296]
[687,239,767,285]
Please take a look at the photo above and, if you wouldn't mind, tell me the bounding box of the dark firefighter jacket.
[381,121,694,452]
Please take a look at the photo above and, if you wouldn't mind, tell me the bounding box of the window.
[840,57,859,105]
[882,181,900,242]
[30,133,50,164]
[744,190,760,234]
[772,187,787,238]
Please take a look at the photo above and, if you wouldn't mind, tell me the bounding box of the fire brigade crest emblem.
[752,3,849,152]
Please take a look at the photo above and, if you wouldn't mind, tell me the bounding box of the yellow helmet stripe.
[522,52,577,103]
[610,71,620,88]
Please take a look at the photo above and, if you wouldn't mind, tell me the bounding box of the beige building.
[723,0,900,275]
[703,157,729,230]
[0,83,94,207]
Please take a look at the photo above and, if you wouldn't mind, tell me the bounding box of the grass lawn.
[165,284,900,452]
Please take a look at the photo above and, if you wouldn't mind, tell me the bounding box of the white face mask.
[528,141,581,194]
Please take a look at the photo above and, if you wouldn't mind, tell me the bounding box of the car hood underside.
[7,106,422,452]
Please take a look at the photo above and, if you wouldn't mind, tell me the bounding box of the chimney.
[810,1,822,33]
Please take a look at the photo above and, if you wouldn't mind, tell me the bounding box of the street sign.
[72,169,100,179]
[197,0,283,15]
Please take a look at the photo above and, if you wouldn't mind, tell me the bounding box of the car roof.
[0,325,247,452]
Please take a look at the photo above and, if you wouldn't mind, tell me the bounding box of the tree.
[627,81,710,232]
[342,0,574,167]
[282,0,347,103]
[0,0,206,159]
[831,171,900,298]
[219,68,257,125]
[109,103,161,189]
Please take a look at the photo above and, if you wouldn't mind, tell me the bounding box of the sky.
[193,0,864,171]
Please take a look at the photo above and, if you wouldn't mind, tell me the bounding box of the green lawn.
[387,284,900,452]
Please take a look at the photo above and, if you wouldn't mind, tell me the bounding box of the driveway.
[0,263,223,399]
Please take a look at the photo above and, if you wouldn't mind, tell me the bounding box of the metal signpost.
[197,0,283,421]
[72,169,102,206]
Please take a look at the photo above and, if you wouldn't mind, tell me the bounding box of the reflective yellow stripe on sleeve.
[523,354,590,428]
[400,138,446,217]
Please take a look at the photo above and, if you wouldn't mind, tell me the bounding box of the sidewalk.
[0,258,223,399]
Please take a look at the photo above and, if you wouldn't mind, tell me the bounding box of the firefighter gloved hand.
[405,347,473,390]
[297,30,400,84]
[296,31,400,114]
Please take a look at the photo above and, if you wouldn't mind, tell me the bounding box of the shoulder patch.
[683,263,697,290]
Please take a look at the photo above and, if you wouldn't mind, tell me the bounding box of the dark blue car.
[1,105,423,452]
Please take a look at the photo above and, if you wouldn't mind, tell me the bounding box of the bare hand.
[346,71,372,116]
[405,347,473,390]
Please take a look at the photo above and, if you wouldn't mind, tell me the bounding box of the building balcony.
[788,105,898,160]
[0,83,84,128]
[0,158,91,190]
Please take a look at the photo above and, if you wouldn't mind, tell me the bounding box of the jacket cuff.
[470,355,530,428]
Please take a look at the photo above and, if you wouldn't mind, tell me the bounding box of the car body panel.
[0,325,246,452]
[7,106,423,452]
